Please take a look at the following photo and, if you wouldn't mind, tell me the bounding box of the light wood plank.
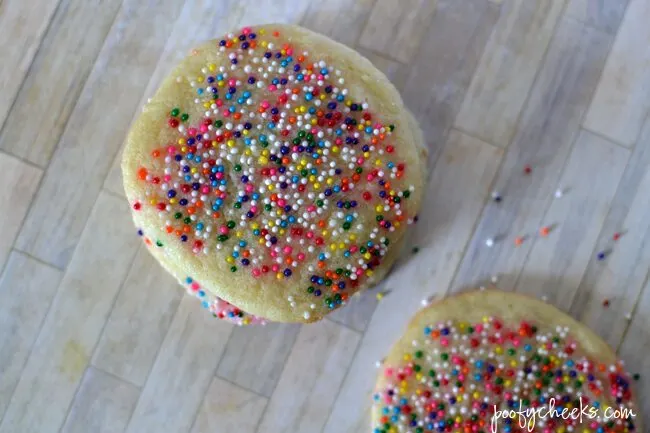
[0,192,140,433]
[358,0,439,62]
[216,323,301,398]
[565,0,630,33]
[0,0,123,167]
[451,17,613,292]
[0,0,61,129]
[0,153,42,271]
[583,0,650,147]
[301,0,376,47]
[516,130,628,306]
[356,48,406,91]
[60,367,140,433]
[258,321,360,433]
[455,0,567,147]
[92,247,183,387]
[570,117,650,347]
[14,0,186,269]
[617,280,650,421]
[125,295,232,433]
[191,377,267,433]
[328,289,379,333]
[0,252,62,421]
[103,0,250,196]
[323,130,502,433]
[399,0,501,165]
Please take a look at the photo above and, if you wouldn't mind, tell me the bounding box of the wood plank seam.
[0,0,65,137]
[581,125,642,150]
[0,252,61,427]
[55,239,142,432]
[441,128,504,293]
[615,269,650,352]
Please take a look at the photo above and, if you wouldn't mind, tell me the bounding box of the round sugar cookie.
[372,291,640,433]
[122,24,427,323]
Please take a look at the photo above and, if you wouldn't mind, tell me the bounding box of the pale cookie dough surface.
[122,24,426,323]
[372,290,640,433]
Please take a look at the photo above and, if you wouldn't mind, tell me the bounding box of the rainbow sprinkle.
[131,25,419,321]
[373,317,638,433]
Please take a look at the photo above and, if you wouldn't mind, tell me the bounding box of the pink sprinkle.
[440,338,449,347]
[335,138,343,145]
[271,264,280,272]
[306,231,314,239]
[219,226,228,234]
[357,157,364,165]
[270,250,278,258]
[199,124,208,133]
[223,110,230,117]
[307,205,316,212]
[283,246,292,254]
[268,85,277,92]
[367,174,374,181]
[216,99,223,107]
[242,27,251,35]
[250,206,257,213]
[252,268,261,277]
[228,79,236,87]
[190,282,200,291]
[475,324,483,332]
[201,186,210,194]
[286,48,293,55]
[277,199,286,207]
[167,146,176,154]
[310,128,318,135]
[164,175,172,182]
[188,128,197,136]
[216,172,224,180]
[350,246,358,253]
[355,269,363,276]
[404,366,413,375]
[384,368,394,377]
[317,74,324,80]
[261,100,270,109]
[297,253,305,261]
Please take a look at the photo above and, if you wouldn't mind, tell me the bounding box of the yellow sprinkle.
[244,149,252,156]
[190,167,197,174]
[363,152,370,158]
[299,106,306,113]
[218,81,225,87]
[235,231,243,238]
[332,146,339,153]
[196,76,203,82]
[338,242,345,249]
[279,229,285,235]
[226,257,234,264]
[495,347,503,355]
[330,244,337,251]
[375,205,383,212]
[208,63,216,72]
[251,223,259,230]
[258,156,268,164]
[178,137,186,144]
[366,120,372,126]
[242,317,250,325]
[227,139,235,148]
[313,183,321,190]
[203,102,210,109]
[242,130,249,136]
[319,94,326,100]
[345,100,352,106]
[150,199,156,205]
[259,29,266,35]
[375,159,382,166]
[169,198,177,204]
[403,354,411,361]
[310,118,317,125]
[211,141,218,148]
[294,107,300,114]
[357,124,364,130]
[268,221,274,228]
[365,270,373,276]
[349,234,356,241]
[394,221,401,228]
[309,175,316,182]
[321,230,328,236]
[326,178,334,185]
[363,253,371,260]
[262,149,269,156]
[376,292,384,301]
[276,272,283,280]
[258,238,265,245]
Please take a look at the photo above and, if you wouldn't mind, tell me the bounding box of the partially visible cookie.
[372,291,640,432]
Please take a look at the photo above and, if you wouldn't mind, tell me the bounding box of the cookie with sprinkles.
[122,24,427,323]
[372,291,640,433]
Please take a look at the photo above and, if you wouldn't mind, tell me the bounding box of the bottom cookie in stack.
[372,291,640,433]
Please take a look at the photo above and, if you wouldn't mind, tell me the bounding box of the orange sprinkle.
[233,112,241,120]
[137,167,148,180]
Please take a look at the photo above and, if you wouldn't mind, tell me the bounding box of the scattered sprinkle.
[540,225,551,237]
[523,164,532,174]
[485,237,494,248]
[491,191,502,202]
[514,235,524,246]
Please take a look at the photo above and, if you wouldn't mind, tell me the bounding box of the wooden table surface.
[1,0,649,432]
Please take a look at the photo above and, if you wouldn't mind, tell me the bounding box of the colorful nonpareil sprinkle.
[131,25,418,320]
[373,317,638,433]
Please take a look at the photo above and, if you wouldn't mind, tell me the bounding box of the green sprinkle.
[230,266,237,272]
[181,113,189,122]
[170,108,180,117]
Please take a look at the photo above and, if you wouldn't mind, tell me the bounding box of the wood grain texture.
[570,117,650,347]
[0,153,41,271]
[14,0,185,269]
[358,0,438,62]
[59,367,140,433]
[617,280,650,423]
[216,323,301,397]
[451,18,612,292]
[323,130,502,433]
[0,192,140,433]
[125,295,232,433]
[0,0,61,130]
[455,0,566,148]
[515,130,628,306]
[92,247,183,387]
[356,48,406,91]
[103,0,249,196]
[0,0,123,167]
[258,320,360,433]
[328,289,379,333]
[583,0,650,147]
[565,0,630,33]
[0,252,62,421]
[190,377,267,433]
[301,0,376,47]
[399,0,501,165]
